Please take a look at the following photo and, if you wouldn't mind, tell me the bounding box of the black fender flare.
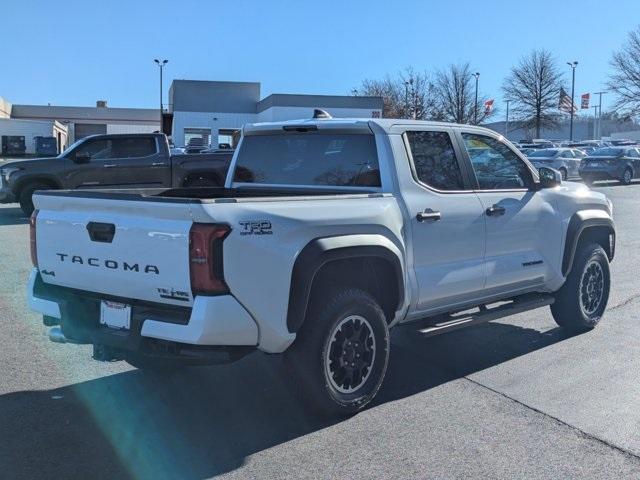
[14,175,63,197]
[286,234,405,333]
[180,169,225,187]
[172,153,232,187]
[562,209,615,276]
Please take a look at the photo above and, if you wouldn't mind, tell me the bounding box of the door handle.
[103,164,117,168]
[486,205,506,216]
[416,208,441,223]
[151,162,167,166]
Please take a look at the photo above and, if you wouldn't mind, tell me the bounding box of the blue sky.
[1,0,638,117]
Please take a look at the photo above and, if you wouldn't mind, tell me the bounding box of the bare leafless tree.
[502,49,565,138]
[432,63,494,125]
[434,63,472,124]
[608,26,640,118]
[356,76,403,118]
[354,67,438,119]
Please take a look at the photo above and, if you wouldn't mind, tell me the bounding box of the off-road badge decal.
[239,220,273,236]
[157,288,190,302]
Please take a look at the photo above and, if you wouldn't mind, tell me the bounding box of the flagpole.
[567,61,578,141]
[472,72,480,125]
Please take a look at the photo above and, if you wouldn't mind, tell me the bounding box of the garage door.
[74,123,107,140]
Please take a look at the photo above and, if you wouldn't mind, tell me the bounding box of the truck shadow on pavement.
[0,207,28,226]
[0,321,571,480]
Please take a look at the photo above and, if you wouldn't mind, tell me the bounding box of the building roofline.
[12,103,157,113]
[10,104,160,123]
[257,93,383,113]
[12,115,160,124]
[170,79,261,86]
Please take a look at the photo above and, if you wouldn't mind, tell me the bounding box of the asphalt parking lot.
[1,182,640,480]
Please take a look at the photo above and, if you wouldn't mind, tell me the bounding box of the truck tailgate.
[34,193,195,306]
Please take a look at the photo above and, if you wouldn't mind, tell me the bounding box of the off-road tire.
[284,288,390,417]
[19,182,52,216]
[551,242,610,333]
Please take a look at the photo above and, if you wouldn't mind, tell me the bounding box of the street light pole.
[592,105,598,140]
[594,91,606,139]
[154,59,168,130]
[505,99,511,137]
[472,72,480,124]
[567,61,578,141]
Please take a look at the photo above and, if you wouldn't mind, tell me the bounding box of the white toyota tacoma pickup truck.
[28,116,615,415]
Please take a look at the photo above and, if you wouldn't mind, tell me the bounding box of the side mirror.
[538,166,562,188]
[74,152,91,164]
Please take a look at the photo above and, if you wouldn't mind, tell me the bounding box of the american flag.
[559,88,577,113]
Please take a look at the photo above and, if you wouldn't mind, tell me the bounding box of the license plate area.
[100,300,131,330]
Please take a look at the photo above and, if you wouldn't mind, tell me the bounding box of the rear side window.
[233,134,380,187]
[405,131,465,191]
[73,137,157,160]
[111,137,157,158]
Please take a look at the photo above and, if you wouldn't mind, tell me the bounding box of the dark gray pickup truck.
[0,133,232,215]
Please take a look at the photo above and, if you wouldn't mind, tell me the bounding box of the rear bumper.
[579,166,621,181]
[27,269,259,363]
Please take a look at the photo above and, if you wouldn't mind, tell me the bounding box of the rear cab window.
[111,137,157,158]
[233,133,381,188]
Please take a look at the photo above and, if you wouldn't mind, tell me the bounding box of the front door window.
[461,133,533,190]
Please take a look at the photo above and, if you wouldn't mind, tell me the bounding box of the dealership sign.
[581,93,590,109]
[484,99,494,115]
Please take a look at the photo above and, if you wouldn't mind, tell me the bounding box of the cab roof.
[243,117,498,135]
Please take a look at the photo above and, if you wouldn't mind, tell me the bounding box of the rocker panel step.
[415,294,555,338]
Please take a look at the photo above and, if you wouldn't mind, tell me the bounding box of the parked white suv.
[28,117,615,415]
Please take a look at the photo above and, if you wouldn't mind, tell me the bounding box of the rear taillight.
[189,223,230,295]
[29,210,38,267]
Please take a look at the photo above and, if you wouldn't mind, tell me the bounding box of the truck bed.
[31,186,395,310]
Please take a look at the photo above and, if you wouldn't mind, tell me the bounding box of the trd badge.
[239,220,273,236]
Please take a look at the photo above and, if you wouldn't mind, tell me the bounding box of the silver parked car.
[526,148,587,180]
